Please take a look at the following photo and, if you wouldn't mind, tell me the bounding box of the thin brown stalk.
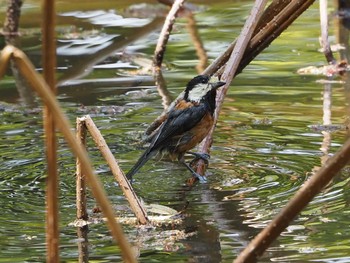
[320,0,336,64]
[157,0,196,12]
[42,0,59,261]
[153,0,185,69]
[0,45,136,263]
[238,0,316,74]
[76,118,88,221]
[83,115,149,225]
[76,118,89,263]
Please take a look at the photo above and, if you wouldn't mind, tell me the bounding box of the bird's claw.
[193,173,207,183]
[189,153,210,166]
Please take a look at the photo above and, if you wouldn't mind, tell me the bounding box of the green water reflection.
[1,0,350,262]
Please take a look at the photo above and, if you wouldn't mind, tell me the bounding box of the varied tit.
[126,75,226,182]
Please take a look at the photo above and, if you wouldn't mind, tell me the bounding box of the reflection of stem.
[186,12,208,73]
[154,68,173,109]
[77,226,89,263]
[320,84,332,165]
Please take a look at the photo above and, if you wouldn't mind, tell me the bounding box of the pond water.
[1,0,350,262]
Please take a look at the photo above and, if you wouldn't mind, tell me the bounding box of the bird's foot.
[192,172,207,183]
[189,152,210,166]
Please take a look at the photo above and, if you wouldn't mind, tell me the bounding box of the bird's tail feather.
[126,150,156,180]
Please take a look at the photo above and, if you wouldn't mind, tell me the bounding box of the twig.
[195,0,268,175]
[319,0,336,64]
[153,0,185,69]
[238,0,316,74]
[203,0,316,76]
[186,12,208,73]
[152,0,185,113]
[0,45,136,263]
[75,117,89,262]
[83,115,149,225]
[42,0,59,262]
[76,118,88,221]
[157,0,197,12]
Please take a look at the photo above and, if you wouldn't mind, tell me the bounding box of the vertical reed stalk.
[42,0,59,262]
[76,117,89,261]
[76,117,88,221]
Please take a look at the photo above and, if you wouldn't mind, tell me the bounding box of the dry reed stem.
[76,118,88,221]
[42,0,59,261]
[153,0,185,69]
[319,0,336,64]
[83,115,149,225]
[203,0,316,76]
[0,45,136,263]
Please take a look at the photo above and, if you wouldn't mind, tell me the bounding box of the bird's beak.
[210,81,226,90]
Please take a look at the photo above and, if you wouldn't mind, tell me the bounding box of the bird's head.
[184,75,226,102]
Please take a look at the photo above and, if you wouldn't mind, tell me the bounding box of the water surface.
[0,1,350,262]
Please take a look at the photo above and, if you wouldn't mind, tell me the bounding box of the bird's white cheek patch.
[188,84,210,102]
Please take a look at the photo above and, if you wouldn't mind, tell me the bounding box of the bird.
[126,75,226,182]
